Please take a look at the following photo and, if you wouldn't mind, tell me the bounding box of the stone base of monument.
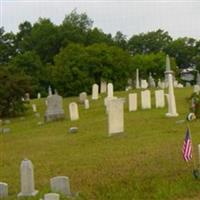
[166,113,179,117]
[45,113,65,122]
[18,190,38,197]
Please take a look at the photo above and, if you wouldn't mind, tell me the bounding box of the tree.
[0,27,16,64]
[0,67,31,117]
[128,29,172,55]
[165,37,197,68]
[113,31,127,50]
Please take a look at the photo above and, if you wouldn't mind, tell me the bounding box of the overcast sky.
[1,0,200,39]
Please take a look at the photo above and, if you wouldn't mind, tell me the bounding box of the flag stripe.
[182,128,192,162]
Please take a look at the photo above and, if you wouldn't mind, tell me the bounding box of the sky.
[1,0,200,39]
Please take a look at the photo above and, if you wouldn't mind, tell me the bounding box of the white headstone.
[37,93,41,99]
[79,92,87,104]
[69,102,79,121]
[193,85,200,94]
[166,74,179,117]
[92,84,99,100]
[100,80,107,93]
[108,98,125,136]
[128,93,137,111]
[107,83,114,98]
[136,68,140,89]
[84,99,89,109]
[0,182,8,198]
[32,104,37,112]
[141,80,148,89]
[50,176,71,196]
[155,90,165,108]
[44,193,60,200]
[18,159,38,197]
[141,90,151,109]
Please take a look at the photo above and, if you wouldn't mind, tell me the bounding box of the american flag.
[182,128,192,162]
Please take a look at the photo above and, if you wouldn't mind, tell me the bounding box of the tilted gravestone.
[18,159,38,197]
[0,182,8,198]
[45,94,65,122]
[69,102,79,121]
[50,176,71,196]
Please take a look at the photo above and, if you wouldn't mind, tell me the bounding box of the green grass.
[1,87,200,200]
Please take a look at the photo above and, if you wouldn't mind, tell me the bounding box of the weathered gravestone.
[100,80,107,93]
[45,94,65,122]
[32,104,37,112]
[69,103,79,121]
[128,93,137,111]
[107,83,113,98]
[194,85,200,94]
[0,182,8,198]
[148,73,156,88]
[79,92,87,104]
[107,98,125,136]
[50,176,71,196]
[18,159,38,197]
[44,193,60,200]
[37,93,41,99]
[141,90,151,109]
[155,90,165,108]
[84,99,89,109]
[92,84,99,100]
[141,80,148,89]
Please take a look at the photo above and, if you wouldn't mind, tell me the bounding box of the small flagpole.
[186,122,197,170]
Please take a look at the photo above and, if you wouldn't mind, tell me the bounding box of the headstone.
[157,79,162,88]
[50,176,71,196]
[4,120,10,124]
[32,104,37,112]
[186,82,191,87]
[148,72,156,88]
[100,80,107,93]
[79,92,87,104]
[155,90,165,108]
[18,159,38,197]
[2,128,11,134]
[37,93,41,99]
[166,73,178,117]
[44,193,60,200]
[48,86,52,96]
[196,71,200,86]
[25,93,30,101]
[69,102,79,121]
[128,93,137,111]
[44,94,65,122]
[193,85,200,94]
[69,127,78,133]
[0,182,8,198]
[84,99,89,109]
[107,83,114,98]
[141,90,151,109]
[174,80,178,88]
[92,84,99,100]
[107,98,125,135]
[177,83,184,88]
[141,80,148,89]
[136,68,140,89]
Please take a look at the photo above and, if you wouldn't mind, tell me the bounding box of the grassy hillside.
[1,87,200,200]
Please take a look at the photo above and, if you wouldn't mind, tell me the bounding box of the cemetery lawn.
[1,87,200,200]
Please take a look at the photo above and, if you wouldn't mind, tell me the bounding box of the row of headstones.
[0,159,74,200]
[128,89,165,111]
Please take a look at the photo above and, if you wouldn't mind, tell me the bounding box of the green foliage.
[52,43,131,96]
[128,29,172,54]
[0,67,31,117]
[129,52,167,80]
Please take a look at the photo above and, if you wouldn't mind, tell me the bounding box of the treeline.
[1,10,200,98]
